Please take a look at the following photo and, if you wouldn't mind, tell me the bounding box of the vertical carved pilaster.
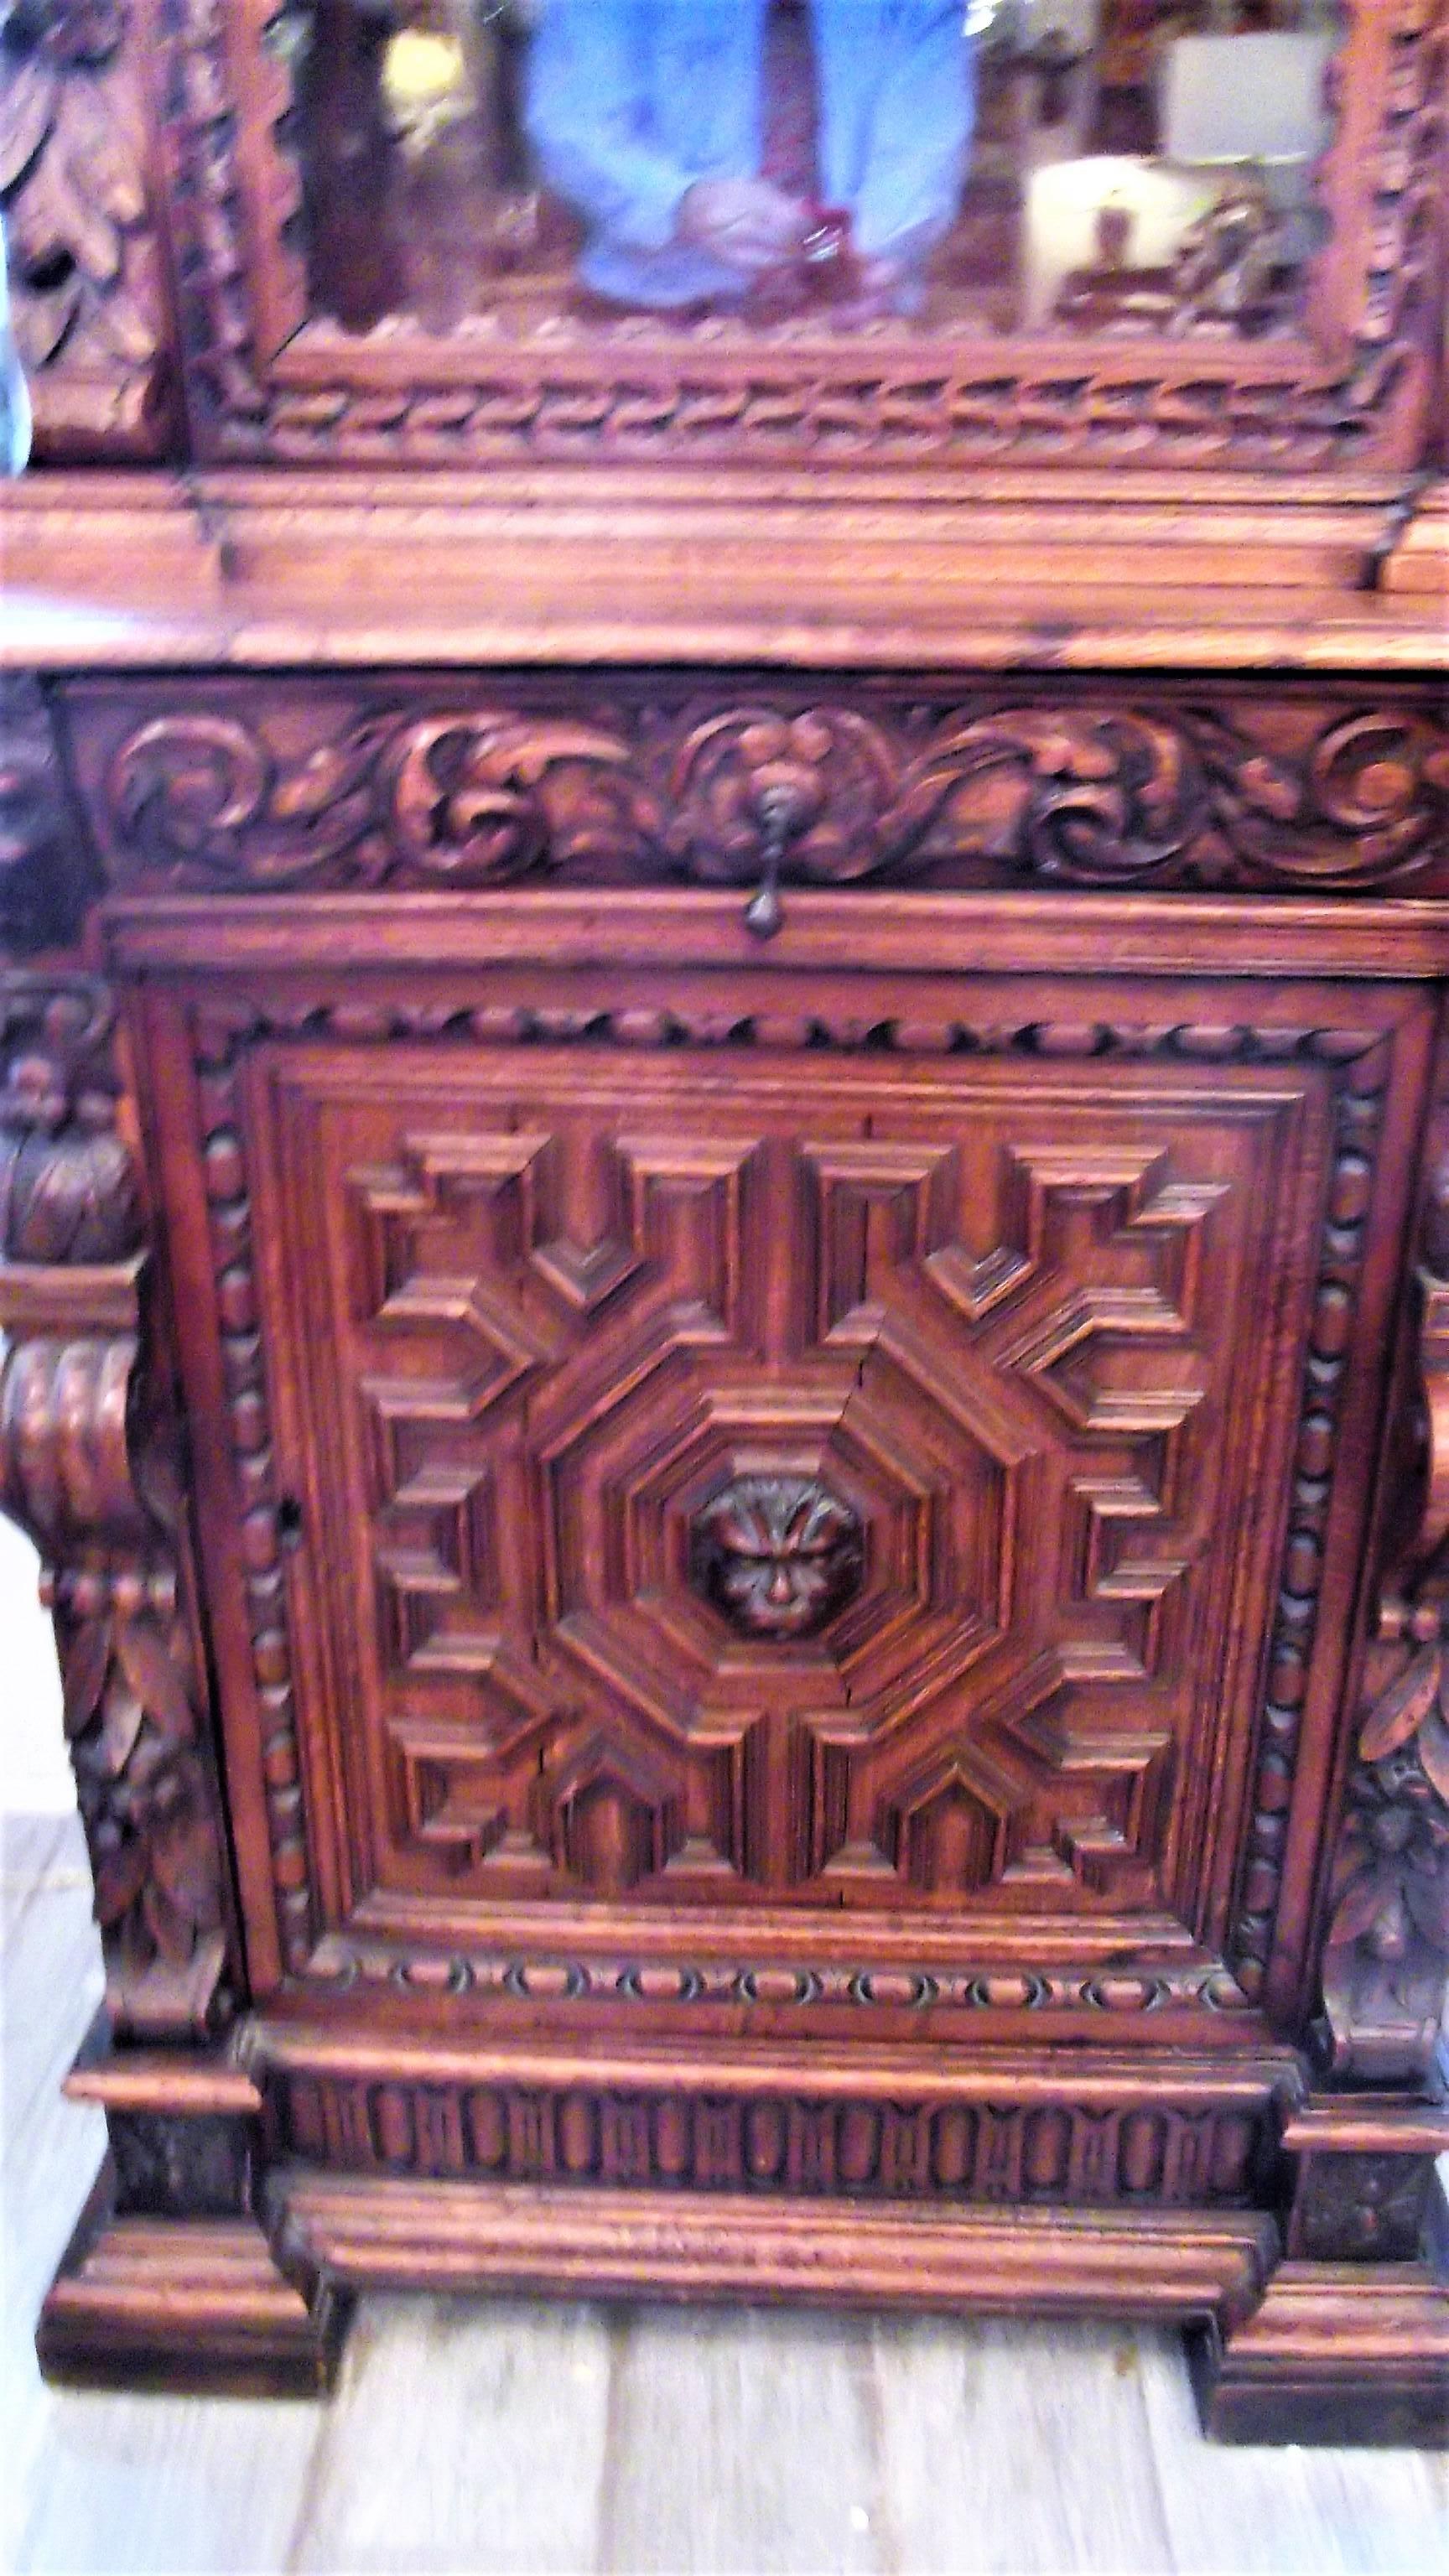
[1190,1134,1449,2444]
[0,969,237,2039]
[1318,1161,1449,2088]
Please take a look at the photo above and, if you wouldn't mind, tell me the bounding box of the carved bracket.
[0,970,236,2040]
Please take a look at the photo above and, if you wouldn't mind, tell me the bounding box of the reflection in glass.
[288,0,1338,341]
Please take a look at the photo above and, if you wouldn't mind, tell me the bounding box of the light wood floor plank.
[1136,2319,1449,2575]
[6,1822,1447,2576]
[3,1846,103,2163]
[14,2384,330,2576]
[287,2293,613,2574]
[598,2300,891,2576]
[2,1811,72,1940]
[871,2314,1176,2574]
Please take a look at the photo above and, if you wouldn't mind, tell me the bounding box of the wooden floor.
[3,1812,1446,2576]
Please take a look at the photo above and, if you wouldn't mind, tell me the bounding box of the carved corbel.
[0,971,236,2040]
[1319,1161,1449,2086]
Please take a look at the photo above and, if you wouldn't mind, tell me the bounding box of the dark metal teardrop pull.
[744,795,790,941]
[744,872,782,940]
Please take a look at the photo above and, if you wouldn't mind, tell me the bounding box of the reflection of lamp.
[1158,29,1334,262]
[1158,32,1335,174]
[1022,154,1213,325]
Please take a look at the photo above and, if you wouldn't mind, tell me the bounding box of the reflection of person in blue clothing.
[525,0,974,315]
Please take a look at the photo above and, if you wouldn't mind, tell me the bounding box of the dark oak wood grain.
[3,0,1447,2444]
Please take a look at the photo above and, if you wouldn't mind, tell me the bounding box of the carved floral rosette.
[0,972,234,2038]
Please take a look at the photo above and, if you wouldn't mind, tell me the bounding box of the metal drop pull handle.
[742,784,799,941]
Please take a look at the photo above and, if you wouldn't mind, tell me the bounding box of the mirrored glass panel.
[283,0,1339,342]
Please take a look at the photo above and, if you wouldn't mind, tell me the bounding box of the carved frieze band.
[159,0,1444,467]
[0,974,235,2038]
[0,0,173,457]
[71,685,1449,902]
[190,994,1384,2011]
[277,2070,1268,2210]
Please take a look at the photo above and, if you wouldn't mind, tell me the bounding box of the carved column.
[1,700,341,2387]
[1199,1153,1449,2444]
[0,968,236,2037]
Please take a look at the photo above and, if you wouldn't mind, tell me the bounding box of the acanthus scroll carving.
[87,689,1449,901]
[0,972,234,2039]
[0,0,172,455]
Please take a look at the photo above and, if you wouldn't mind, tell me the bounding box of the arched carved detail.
[0,970,236,2038]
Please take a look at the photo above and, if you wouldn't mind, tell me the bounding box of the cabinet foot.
[38,2164,351,2397]
[1191,2249,1449,2447]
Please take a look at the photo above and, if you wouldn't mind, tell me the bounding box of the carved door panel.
[176,979,1424,2023]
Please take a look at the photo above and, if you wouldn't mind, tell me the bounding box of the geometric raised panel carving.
[215,1009,1387,1990]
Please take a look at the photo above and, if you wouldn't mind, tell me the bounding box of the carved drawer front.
[171,975,1422,2021]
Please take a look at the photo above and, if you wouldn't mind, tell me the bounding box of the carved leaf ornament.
[0,0,153,377]
[1,969,231,2036]
[1328,1644,1449,1972]
[103,699,1449,898]
[62,1596,226,1981]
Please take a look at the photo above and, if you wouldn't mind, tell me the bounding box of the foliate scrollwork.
[109,709,643,888]
[91,692,1449,901]
[0,971,233,2038]
[0,0,170,455]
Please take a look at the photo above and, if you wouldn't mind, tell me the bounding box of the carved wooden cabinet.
[3,0,1446,2446]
